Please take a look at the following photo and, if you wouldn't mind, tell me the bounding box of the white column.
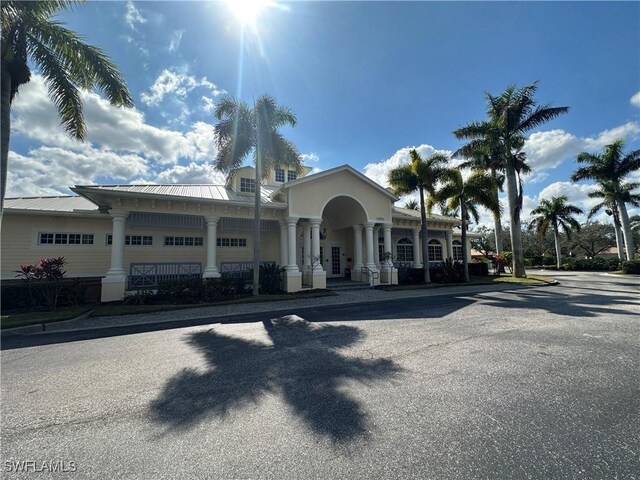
[279,220,288,267]
[373,226,381,268]
[353,224,363,271]
[383,224,393,270]
[446,230,454,260]
[365,222,377,270]
[106,212,127,276]
[203,216,220,278]
[286,217,299,271]
[413,228,422,268]
[310,219,323,271]
[303,223,311,269]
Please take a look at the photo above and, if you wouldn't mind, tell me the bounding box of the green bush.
[621,260,640,274]
[431,259,464,284]
[562,257,620,271]
[398,268,424,285]
[155,277,242,304]
[259,263,285,294]
[468,261,489,276]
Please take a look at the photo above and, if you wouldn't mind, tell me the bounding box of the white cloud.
[124,1,146,30]
[202,96,216,113]
[168,30,184,52]
[6,75,221,197]
[363,144,451,188]
[155,163,226,185]
[301,152,320,164]
[7,147,148,197]
[11,75,217,166]
[631,91,640,108]
[523,122,640,180]
[140,69,225,107]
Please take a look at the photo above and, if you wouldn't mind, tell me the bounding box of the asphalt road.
[2,271,639,479]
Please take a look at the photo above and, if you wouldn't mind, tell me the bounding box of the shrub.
[468,261,489,276]
[398,268,424,285]
[259,263,285,294]
[431,258,464,284]
[155,276,244,304]
[621,260,640,274]
[123,290,156,305]
[562,257,620,271]
[14,257,67,310]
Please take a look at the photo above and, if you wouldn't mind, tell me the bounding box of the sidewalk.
[8,281,557,335]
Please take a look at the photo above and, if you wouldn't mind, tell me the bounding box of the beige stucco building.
[1,165,471,301]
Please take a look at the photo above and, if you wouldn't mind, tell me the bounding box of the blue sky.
[8,1,640,225]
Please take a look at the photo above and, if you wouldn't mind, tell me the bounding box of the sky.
[7,0,640,228]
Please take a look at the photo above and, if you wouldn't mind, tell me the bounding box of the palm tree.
[454,82,568,277]
[529,196,583,268]
[572,139,640,260]
[388,149,448,283]
[1,0,133,214]
[427,169,500,282]
[586,180,638,260]
[403,199,419,211]
[214,95,302,295]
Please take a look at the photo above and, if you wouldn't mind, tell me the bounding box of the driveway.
[1,272,638,479]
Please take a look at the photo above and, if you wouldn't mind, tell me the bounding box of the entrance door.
[325,243,343,278]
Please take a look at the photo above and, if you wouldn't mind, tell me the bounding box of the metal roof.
[392,206,460,223]
[4,196,99,212]
[73,184,283,205]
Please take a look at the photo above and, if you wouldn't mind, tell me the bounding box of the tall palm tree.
[586,179,637,260]
[214,95,302,295]
[529,196,583,268]
[572,139,640,260]
[454,82,568,277]
[1,0,133,214]
[427,169,500,282]
[388,149,448,283]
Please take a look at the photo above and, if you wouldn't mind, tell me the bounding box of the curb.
[1,280,559,339]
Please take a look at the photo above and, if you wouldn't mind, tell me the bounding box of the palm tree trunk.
[617,198,635,261]
[491,169,503,253]
[553,223,562,269]
[505,164,526,277]
[461,202,469,282]
[0,62,11,218]
[419,187,430,283]
[612,209,624,260]
[252,152,262,295]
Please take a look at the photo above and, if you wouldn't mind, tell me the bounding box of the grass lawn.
[1,290,336,330]
[383,274,557,291]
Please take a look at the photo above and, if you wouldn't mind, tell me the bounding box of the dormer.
[226,165,313,192]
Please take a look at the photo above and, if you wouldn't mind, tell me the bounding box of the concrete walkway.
[27,281,558,334]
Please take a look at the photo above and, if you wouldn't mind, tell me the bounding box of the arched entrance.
[320,195,368,279]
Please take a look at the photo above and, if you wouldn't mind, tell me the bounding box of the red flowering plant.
[15,257,67,309]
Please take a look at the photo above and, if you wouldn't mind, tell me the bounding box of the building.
[1,165,471,302]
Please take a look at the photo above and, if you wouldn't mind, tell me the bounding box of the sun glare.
[225,0,270,25]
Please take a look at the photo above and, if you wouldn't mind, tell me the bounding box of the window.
[217,237,247,247]
[452,240,463,261]
[39,232,94,245]
[287,170,297,182]
[106,235,152,246]
[396,238,414,262]
[164,236,203,246]
[275,168,285,182]
[240,177,256,193]
[428,239,443,261]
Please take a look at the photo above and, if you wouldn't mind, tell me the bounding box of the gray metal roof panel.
[4,196,99,212]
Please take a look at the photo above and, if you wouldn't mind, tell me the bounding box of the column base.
[202,267,221,278]
[312,270,326,290]
[351,264,364,282]
[381,267,398,285]
[101,274,127,302]
[284,270,302,293]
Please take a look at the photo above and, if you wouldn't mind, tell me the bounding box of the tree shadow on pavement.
[475,288,639,318]
[148,315,402,443]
